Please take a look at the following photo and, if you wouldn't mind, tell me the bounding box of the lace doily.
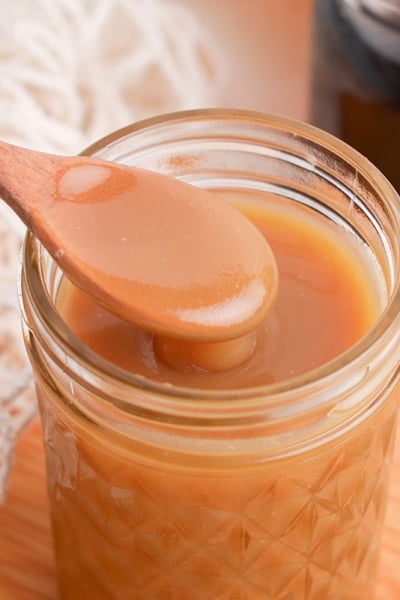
[0,0,224,498]
[0,204,33,500]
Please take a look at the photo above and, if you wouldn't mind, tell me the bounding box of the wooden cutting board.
[0,416,399,599]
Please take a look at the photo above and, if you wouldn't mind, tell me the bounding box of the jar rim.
[20,108,400,408]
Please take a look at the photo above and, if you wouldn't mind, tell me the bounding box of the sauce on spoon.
[0,140,279,369]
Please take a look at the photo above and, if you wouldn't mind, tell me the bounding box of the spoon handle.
[0,140,62,230]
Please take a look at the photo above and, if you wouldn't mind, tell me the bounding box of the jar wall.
[35,370,397,599]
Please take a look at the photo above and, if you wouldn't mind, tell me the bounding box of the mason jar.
[311,0,400,192]
[19,110,400,599]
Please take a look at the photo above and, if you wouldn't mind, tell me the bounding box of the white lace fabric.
[0,0,224,499]
[0,204,34,500]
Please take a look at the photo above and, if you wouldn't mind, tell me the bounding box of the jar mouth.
[20,108,400,408]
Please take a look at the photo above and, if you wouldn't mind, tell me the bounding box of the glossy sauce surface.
[48,162,278,344]
[57,190,382,388]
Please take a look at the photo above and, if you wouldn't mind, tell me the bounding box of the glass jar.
[20,110,400,599]
[311,0,400,192]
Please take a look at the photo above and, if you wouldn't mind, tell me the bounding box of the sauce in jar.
[45,190,388,599]
[21,110,400,600]
[58,190,381,388]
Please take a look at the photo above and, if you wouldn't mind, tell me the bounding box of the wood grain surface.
[0,415,399,599]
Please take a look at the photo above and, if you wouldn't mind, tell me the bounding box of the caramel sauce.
[57,190,381,388]
[50,162,278,347]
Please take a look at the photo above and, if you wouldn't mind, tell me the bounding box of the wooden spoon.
[0,140,278,346]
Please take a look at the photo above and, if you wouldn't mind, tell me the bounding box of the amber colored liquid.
[39,192,396,599]
[57,191,381,389]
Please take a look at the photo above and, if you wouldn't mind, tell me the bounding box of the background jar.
[311,0,400,192]
[20,109,400,599]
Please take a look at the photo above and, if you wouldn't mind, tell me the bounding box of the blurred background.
[0,0,313,156]
[180,0,313,120]
[2,0,397,186]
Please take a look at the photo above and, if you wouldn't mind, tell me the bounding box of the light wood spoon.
[0,140,278,347]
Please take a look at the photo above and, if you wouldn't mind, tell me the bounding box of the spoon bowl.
[0,140,278,343]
